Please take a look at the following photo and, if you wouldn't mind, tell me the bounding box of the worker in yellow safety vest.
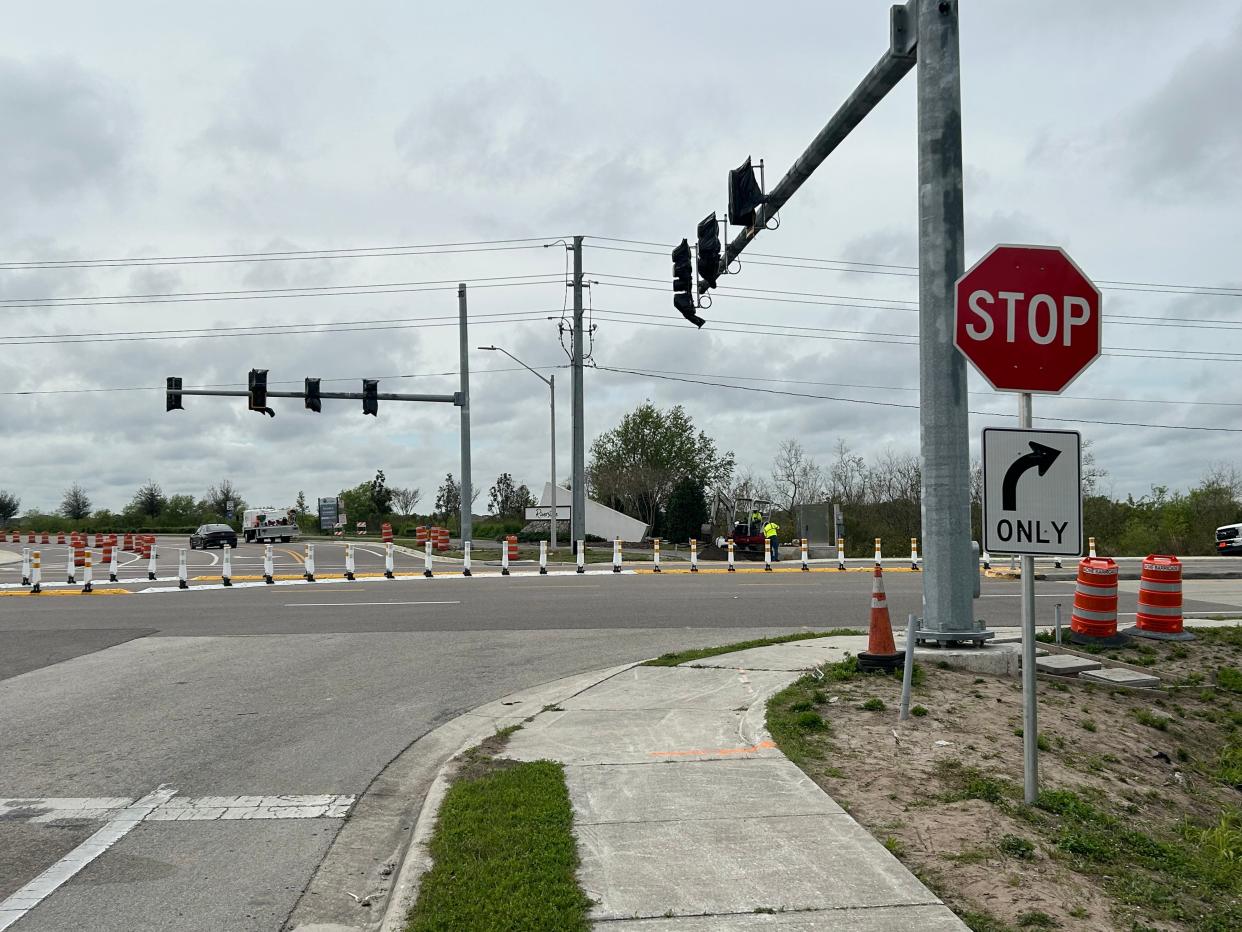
[762,520,780,561]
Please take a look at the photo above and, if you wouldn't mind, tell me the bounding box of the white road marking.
[0,785,176,930]
[0,793,355,826]
[284,600,462,608]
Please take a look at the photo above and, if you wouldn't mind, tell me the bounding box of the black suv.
[190,524,238,550]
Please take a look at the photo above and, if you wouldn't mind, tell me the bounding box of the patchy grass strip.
[406,733,590,932]
[644,628,863,667]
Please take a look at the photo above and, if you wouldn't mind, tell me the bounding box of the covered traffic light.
[696,212,721,291]
[362,379,379,416]
[305,377,321,413]
[166,376,183,412]
[248,368,275,417]
[728,157,765,228]
[671,239,704,329]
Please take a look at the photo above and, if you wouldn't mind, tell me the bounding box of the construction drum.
[1131,554,1192,641]
[1070,557,1122,644]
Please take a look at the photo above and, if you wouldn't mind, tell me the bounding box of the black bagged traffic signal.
[696,212,721,291]
[671,239,703,327]
[166,376,183,412]
[305,377,321,413]
[362,379,379,416]
[728,156,765,228]
[248,368,275,417]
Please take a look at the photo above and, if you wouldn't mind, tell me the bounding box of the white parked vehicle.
[242,507,301,544]
[1216,522,1242,556]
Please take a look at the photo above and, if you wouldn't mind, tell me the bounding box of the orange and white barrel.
[1070,557,1120,642]
[381,523,393,544]
[57,531,66,545]
[416,526,428,545]
[505,535,519,561]
[41,531,49,544]
[1134,555,1188,639]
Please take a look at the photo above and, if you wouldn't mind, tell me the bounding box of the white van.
[1216,523,1242,556]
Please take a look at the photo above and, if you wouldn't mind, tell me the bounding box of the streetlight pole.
[479,346,557,552]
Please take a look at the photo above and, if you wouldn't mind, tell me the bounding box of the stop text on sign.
[961,290,1093,347]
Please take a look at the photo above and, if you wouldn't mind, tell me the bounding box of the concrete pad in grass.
[562,665,792,711]
[576,813,944,921]
[566,758,843,824]
[682,638,868,672]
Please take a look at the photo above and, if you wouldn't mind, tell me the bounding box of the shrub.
[861,697,886,712]
[911,705,929,717]
[998,834,1036,859]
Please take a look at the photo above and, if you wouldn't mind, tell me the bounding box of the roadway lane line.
[0,785,177,931]
[284,600,462,608]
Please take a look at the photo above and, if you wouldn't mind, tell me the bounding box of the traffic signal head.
[728,157,765,228]
[696,212,721,292]
[166,376,183,412]
[248,369,275,417]
[305,377,321,413]
[362,379,378,416]
[674,293,705,329]
[672,239,692,295]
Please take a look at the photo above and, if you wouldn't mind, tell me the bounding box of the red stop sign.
[954,244,1101,394]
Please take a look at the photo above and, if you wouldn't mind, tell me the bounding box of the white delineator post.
[66,546,75,585]
[1088,536,1097,558]
[147,544,158,581]
[764,536,773,572]
[501,542,511,576]
[30,550,41,594]
[652,538,662,574]
[384,542,394,579]
[874,537,882,566]
[108,546,118,582]
[304,544,316,582]
[20,547,30,586]
[982,548,992,570]
[178,549,188,590]
[82,549,93,594]
[837,537,846,572]
[221,545,232,587]
[911,537,920,571]
[576,540,585,575]
[539,539,547,575]
[462,541,472,577]
[727,538,736,572]
[801,538,810,572]
[263,544,275,585]
[690,539,699,573]
[613,537,622,574]
[345,543,356,580]
[423,540,433,578]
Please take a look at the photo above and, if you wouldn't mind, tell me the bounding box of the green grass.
[998,834,1035,860]
[1217,666,1242,694]
[644,629,862,667]
[406,753,590,931]
[1133,708,1171,730]
[911,704,929,717]
[934,758,1017,804]
[861,697,887,711]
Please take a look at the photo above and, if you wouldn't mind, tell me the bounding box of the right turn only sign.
[982,428,1082,556]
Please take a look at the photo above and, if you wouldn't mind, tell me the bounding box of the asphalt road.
[2,539,1241,931]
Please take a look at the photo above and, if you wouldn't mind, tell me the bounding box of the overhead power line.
[592,365,1242,433]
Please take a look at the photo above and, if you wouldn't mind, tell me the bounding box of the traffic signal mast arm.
[720,1,918,271]
[166,377,459,414]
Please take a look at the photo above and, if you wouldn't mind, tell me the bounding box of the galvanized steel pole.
[1019,391,1039,803]
[549,373,557,553]
[458,284,473,545]
[571,236,585,553]
[916,0,974,637]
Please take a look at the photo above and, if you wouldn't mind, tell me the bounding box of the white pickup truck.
[242,507,301,544]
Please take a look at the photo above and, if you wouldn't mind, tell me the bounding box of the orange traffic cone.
[858,564,902,672]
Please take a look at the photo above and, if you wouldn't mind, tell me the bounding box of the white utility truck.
[242,507,301,544]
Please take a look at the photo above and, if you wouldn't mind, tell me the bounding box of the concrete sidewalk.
[498,644,968,930]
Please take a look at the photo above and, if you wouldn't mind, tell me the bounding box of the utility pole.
[571,235,585,552]
[458,284,473,545]
[915,0,974,639]
[549,372,557,552]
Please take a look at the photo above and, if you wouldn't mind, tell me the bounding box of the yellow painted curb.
[0,588,132,597]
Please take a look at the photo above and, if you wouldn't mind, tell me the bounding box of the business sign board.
[318,496,340,531]
[982,428,1082,556]
[525,505,571,521]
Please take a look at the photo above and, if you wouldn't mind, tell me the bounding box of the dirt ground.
[768,627,1242,932]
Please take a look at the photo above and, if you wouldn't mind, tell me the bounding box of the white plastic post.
[982,548,991,570]
[576,540,585,574]
[147,544,158,581]
[539,539,548,575]
[801,538,810,572]
[178,549,188,589]
[727,538,735,572]
[1054,555,1063,570]
[764,536,773,572]
[305,544,316,582]
[462,541,472,577]
[30,550,42,593]
[911,537,920,571]
[108,546,118,582]
[66,546,75,585]
[345,542,356,580]
[82,549,94,593]
[874,537,882,566]
[222,545,232,587]
[384,542,394,579]
[837,537,846,571]
[20,547,30,586]
[263,543,274,584]
[653,538,662,574]
[613,537,622,573]
[1088,537,1097,558]
[424,540,433,578]
[501,541,511,576]
[690,539,698,573]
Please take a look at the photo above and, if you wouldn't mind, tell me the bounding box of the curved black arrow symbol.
[1002,442,1061,511]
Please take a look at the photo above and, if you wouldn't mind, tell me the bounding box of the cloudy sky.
[3,0,1240,517]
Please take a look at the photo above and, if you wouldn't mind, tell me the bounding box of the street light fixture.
[478,346,558,552]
